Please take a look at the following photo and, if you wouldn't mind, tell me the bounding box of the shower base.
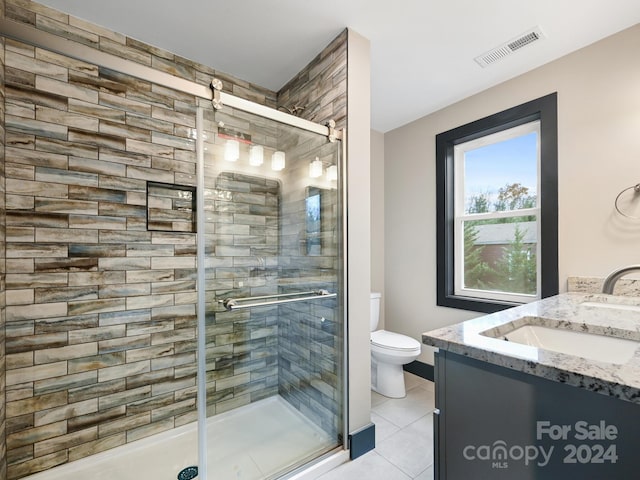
[23,396,339,480]
[206,396,337,479]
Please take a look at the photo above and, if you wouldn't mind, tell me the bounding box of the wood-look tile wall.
[203,168,282,417]
[1,1,8,479]
[2,37,201,479]
[0,1,349,478]
[276,25,348,431]
[0,1,281,478]
[198,103,343,435]
[5,0,278,110]
[277,29,347,130]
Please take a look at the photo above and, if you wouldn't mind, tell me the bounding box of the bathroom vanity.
[423,293,640,479]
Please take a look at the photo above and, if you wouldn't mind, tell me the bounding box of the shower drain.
[177,466,198,480]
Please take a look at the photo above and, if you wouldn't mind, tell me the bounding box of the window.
[436,93,558,313]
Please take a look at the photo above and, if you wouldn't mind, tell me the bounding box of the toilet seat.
[371,330,421,352]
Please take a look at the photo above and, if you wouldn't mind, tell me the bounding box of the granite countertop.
[422,292,640,404]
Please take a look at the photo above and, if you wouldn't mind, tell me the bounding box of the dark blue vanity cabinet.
[433,350,640,479]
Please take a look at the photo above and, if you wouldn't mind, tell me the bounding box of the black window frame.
[436,93,559,313]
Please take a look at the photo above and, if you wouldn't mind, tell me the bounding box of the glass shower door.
[196,101,344,479]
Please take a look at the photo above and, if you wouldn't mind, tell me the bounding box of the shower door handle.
[218,290,336,311]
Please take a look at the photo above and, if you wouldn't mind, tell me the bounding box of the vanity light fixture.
[326,165,338,181]
[224,139,240,162]
[249,145,264,166]
[271,151,285,171]
[309,157,323,178]
[219,126,250,163]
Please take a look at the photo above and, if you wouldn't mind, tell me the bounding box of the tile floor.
[318,372,436,480]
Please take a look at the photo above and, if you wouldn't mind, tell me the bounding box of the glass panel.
[306,188,322,255]
[463,128,538,214]
[463,216,537,295]
[199,103,343,479]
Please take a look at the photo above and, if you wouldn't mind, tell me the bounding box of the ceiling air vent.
[474,27,545,68]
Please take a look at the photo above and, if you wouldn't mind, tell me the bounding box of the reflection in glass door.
[196,102,344,479]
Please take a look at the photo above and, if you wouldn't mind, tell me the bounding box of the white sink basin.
[483,324,638,365]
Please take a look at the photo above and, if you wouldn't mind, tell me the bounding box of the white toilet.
[370,292,422,398]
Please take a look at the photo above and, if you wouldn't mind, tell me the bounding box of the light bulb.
[326,165,338,181]
[271,151,285,171]
[249,145,264,166]
[224,139,239,162]
[309,157,323,178]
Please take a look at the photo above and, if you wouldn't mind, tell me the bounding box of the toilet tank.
[370,292,381,331]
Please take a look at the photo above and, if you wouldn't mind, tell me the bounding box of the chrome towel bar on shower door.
[218,290,337,311]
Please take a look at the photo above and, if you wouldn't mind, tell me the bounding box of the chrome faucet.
[601,265,640,294]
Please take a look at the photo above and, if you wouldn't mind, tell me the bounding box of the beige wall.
[370,129,384,329]
[383,24,640,364]
[347,29,372,432]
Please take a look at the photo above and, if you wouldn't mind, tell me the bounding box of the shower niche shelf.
[147,181,197,233]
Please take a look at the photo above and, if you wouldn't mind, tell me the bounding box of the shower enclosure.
[195,101,346,478]
[1,16,346,480]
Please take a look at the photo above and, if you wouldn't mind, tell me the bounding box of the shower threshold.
[22,396,338,480]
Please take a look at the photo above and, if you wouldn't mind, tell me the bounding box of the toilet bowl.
[370,292,421,398]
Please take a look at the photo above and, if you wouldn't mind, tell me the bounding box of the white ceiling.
[37,1,640,132]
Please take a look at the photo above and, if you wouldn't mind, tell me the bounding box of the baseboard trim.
[403,360,434,382]
[348,423,375,460]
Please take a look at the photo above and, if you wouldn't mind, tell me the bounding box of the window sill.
[437,294,523,314]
